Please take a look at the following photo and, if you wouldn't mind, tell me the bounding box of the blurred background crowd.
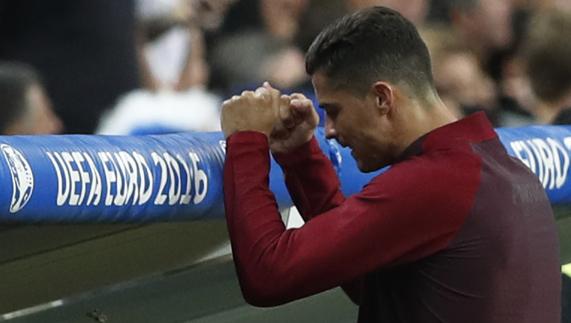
[0,0,571,136]
[0,0,569,321]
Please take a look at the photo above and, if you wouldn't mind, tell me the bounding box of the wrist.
[227,131,270,145]
[272,136,319,164]
[270,133,313,154]
[225,129,271,139]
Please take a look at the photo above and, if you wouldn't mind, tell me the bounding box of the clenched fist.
[220,83,287,138]
[270,93,319,154]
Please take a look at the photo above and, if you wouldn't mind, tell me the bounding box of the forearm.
[273,137,345,220]
[224,132,287,305]
[225,133,353,306]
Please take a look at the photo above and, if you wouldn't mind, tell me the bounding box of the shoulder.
[362,146,482,218]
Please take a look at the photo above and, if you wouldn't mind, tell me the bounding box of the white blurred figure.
[138,0,235,91]
[99,0,233,135]
[97,89,221,135]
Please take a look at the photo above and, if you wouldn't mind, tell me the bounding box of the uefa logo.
[1,144,34,213]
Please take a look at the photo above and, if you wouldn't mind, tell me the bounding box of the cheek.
[332,116,350,136]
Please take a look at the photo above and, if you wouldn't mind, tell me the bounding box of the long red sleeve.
[272,137,345,221]
[223,131,479,307]
[273,137,362,304]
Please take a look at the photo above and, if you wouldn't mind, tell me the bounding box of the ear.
[371,81,394,115]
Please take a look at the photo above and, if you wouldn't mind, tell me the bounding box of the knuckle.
[255,87,267,95]
[222,101,234,111]
[269,87,280,97]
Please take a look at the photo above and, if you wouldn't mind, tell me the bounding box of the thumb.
[290,97,313,117]
[291,97,319,126]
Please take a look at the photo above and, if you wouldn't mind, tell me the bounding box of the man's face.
[3,84,63,135]
[312,72,398,172]
[24,84,62,135]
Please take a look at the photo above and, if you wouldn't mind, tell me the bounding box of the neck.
[395,92,458,155]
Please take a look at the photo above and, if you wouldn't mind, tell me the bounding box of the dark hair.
[524,10,571,103]
[305,6,435,97]
[0,62,40,132]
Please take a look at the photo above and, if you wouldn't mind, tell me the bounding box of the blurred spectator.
[221,0,308,41]
[422,23,532,126]
[211,32,307,92]
[137,0,236,91]
[446,0,514,62]
[421,25,497,121]
[98,0,230,135]
[526,0,571,12]
[210,0,309,94]
[0,0,140,134]
[437,0,536,126]
[295,0,346,52]
[437,0,516,88]
[523,10,571,124]
[218,0,264,34]
[260,0,309,41]
[0,62,62,135]
[498,52,537,122]
[522,10,571,322]
[346,0,429,25]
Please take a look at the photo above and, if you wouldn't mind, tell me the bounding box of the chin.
[352,148,391,173]
[356,159,387,173]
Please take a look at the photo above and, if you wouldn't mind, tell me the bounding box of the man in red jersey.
[221,6,560,322]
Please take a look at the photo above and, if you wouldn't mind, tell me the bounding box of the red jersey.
[223,113,561,322]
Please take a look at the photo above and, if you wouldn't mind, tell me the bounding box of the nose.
[324,115,337,140]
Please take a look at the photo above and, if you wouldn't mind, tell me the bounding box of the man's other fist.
[270,93,319,153]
